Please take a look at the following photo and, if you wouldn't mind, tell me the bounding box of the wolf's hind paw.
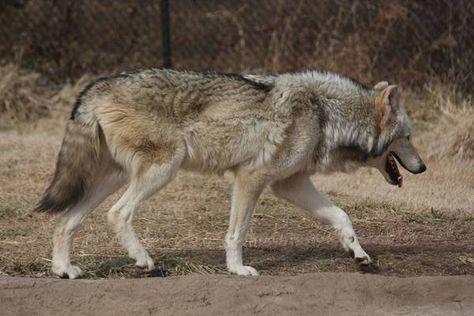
[229,265,259,276]
[135,254,155,271]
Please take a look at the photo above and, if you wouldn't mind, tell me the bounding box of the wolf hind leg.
[271,173,372,265]
[52,169,127,279]
[107,148,185,270]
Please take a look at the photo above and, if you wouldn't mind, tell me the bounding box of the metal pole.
[161,0,172,68]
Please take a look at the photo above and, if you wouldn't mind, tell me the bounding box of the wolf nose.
[417,163,427,173]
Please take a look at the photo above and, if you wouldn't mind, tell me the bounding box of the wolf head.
[367,81,426,187]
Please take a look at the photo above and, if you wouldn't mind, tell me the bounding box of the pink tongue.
[397,175,403,188]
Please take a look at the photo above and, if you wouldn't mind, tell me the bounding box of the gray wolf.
[35,69,426,278]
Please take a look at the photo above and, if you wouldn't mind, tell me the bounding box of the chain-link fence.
[1,0,473,91]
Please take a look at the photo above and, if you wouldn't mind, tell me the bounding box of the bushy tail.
[35,115,104,213]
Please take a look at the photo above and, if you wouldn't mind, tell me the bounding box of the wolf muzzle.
[390,138,426,174]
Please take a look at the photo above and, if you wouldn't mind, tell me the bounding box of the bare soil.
[1,273,473,316]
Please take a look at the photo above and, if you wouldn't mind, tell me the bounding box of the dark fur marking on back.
[70,71,140,120]
[70,81,97,120]
[202,71,273,92]
[70,69,273,120]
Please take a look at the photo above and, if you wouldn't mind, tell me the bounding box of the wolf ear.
[375,84,398,126]
[373,81,389,91]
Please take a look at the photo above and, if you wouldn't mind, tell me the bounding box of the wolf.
[35,69,426,278]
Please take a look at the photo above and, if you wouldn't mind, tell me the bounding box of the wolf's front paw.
[354,255,379,273]
[228,265,259,276]
[347,245,372,265]
[354,255,372,266]
[52,264,83,279]
[135,253,155,271]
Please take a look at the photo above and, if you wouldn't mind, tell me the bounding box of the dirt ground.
[1,273,473,316]
[0,98,473,314]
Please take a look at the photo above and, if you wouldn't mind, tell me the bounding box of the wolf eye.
[406,135,411,141]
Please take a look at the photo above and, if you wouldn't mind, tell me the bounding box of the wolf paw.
[356,259,379,274]
[354,255,372,266]
[52,264,83,279]
[135,254,155,271]
[348,246,372,264]
[354,255,379,273]
[228,265,259,276]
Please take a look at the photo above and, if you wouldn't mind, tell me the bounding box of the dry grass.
[0,64,91,129]
[422,84,474,160]
[0,64,52,127]
[0,77,473,279]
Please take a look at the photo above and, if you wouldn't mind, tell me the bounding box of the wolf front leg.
[225,170,267,276]
[271,173,372,265]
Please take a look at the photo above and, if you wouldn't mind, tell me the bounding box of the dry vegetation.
[0,63,91,128]
[0,64,52,126]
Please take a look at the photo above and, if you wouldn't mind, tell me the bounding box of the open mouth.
[385,153,403,187]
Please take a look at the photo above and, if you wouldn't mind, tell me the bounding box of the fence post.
[161,0,172,68]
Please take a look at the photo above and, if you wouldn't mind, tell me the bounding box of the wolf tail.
[35,108,105,213]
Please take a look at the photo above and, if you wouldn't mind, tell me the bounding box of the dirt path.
[1,273,473,316]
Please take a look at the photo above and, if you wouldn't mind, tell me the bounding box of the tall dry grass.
[421,84,474,160]
[0,64,52,125]
[0,64,90,127]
